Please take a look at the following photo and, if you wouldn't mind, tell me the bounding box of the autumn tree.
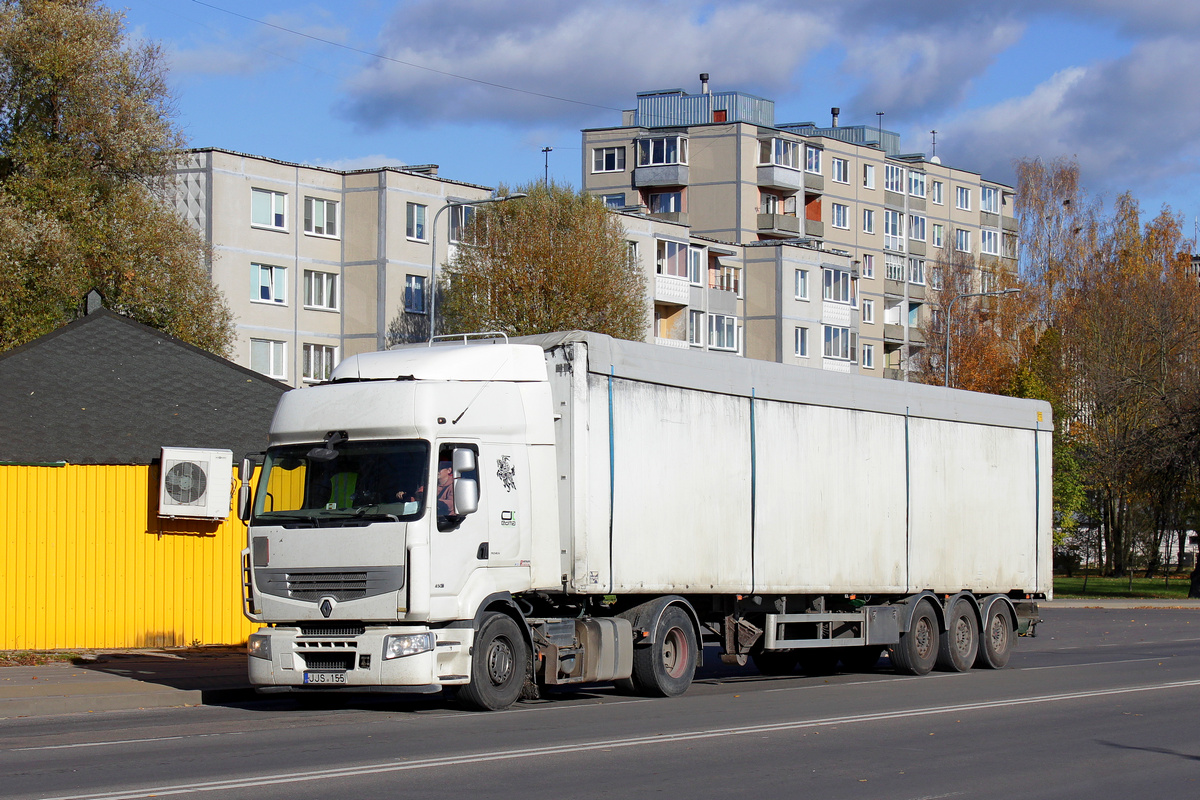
[0,0,233,354]
[433,181,647,340]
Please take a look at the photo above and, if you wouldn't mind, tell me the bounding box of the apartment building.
[174,148,493,386]
[581,78,1018,379]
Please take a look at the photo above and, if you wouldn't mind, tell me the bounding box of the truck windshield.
[253,440,430,526]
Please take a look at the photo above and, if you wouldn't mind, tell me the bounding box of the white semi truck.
[239,331,1052,710]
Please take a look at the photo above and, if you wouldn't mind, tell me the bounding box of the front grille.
[301,653,355,671]
[288,572,368,601]
[300,623,366,637]
[255,567,405,602]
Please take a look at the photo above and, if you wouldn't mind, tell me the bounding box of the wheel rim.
[486,637,514,686]
[954,616,973,656]
[913,616,934,660]
[988,613,1009,654]
[661,626,689,679]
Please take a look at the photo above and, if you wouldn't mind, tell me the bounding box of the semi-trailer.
[240,330,1051,709]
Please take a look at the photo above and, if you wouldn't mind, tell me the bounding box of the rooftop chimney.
[700,73,710,95]
[831,107,840,128]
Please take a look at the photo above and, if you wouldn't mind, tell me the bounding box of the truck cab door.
[427,442,488,607]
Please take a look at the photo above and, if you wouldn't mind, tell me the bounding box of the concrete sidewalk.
[2,599,1197,720]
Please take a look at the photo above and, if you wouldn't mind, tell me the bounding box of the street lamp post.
[428,192,526,340]
[943,288,1020,387]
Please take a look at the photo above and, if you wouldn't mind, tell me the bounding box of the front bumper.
[247,625,474,690]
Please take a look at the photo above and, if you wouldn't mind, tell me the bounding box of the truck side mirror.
[237,457,255,522]
[454,478,479,515]
[452,447,476,473]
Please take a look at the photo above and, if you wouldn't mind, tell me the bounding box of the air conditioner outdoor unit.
[158,447,234,520]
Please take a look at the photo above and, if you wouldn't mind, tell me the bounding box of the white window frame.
[909,172,926,198]
[795,326,809,357]
[759,138,800,169]
[885,254,905,282]
[649,191,682,214]
[761,191,780,214]
[708,313,738,352]
[805,145,821,174]
[831,157,849,184]
[638,136,688,166]
[823,268,853,305]
[303,269,338,311]
[931,180,944,205]
[822,325,857,362]
[251,188,287,231]
[981,186,1000,214]
[863,163,876,189]
[688,246,705,286]
[449,205,476,243]
[861,343,875,369]
[406,202,427,241]
[862,298,875,324]
[405,274,427,314]
[302,343,337,383]
[303,197,338,238]
[908,257,925,286]
[981,228,1000,256]
[688,310,704,347]
[250,338,286,380]
[956,186,971,211]
[956,228,972,253]
[884,209,903,251]
[861,254,875,279]
[602,194,625,209]
[251,263,286,305]
[592,146,626,173]
[885,164,905,193]
[929,265,943,290]
[795,268,809,300]
[657,239,687,278]
[831,202,849,230]
[863,208,875,234]
[931,223,944,249]
[908,214,926,243]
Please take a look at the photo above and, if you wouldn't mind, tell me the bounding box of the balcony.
[654,274,689,306]
[804,218,824,238]
[654,336,690,350]
[758,213,801,237]
[804,173,824,192]
[649,211,688,225]
[757,165,802,192]
[633,164,689,188]
[884,323,905,343]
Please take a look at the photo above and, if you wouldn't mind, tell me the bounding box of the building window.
[981,270,996,293]
[592,146,626,173]
[711,262,740,294]
[823,325,857,361]
[449,205,476,243]
[909,172,926,198]
[250,338,286,379]
[1003,231,1019,260]
[405,274,427,313]
[861,254,875,279]
[303,270,338,311]
[602,194,625,209]
[861,343,875,369]
[805,145,821,174]
[863,163,876,189]
[885,254,905,282]
[761,191,780,214]
[303,197,338,238]
[862,298,875,324]
[956,228,972,252]
[795,326,809,357]
[251,188,286,230]
[929,265,943,290]
[638,136,687,166]
[688,246,704,285]
[863,208,875,234]
[302,344,336,383]
[831,157,849,183]
[795,268,809,300]
[885,164,905,193]
[908,214,926,242]
[649,191,682,214]
[823,268,853,304]
[709,314,737,351]
[657,240,687,278]
[884,209,903,251]
[981,186,1000,214]
[251,263,286,305]
[908,258,925,285]
[759,138,801,169]
[931,223,944,249]
[931,180,944,205]
[981,228,1000,255]
[956,186,971,211]
[407,202,427,241]
[627,240,640,268]
[831,202,849,229]
[688,310,704,346]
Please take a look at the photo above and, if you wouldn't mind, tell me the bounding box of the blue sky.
[120,0,1200,235]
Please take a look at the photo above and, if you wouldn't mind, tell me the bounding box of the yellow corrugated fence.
[1,463,258,650]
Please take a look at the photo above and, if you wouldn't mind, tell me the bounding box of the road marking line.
[1024,656,1173,671]
[30,678,1200,800]
[12,732,242,753]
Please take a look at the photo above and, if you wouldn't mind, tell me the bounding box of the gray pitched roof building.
[0,306,288,465]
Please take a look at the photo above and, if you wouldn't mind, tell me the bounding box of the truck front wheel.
[459,613,528,711]
[628,606,697,697]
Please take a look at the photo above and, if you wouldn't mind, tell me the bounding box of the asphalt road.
[2,607,1198,800]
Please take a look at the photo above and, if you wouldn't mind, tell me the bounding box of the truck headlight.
[383,632,433,660]
[247,633,272,660]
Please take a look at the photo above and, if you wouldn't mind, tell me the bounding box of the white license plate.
[303,671,346,685]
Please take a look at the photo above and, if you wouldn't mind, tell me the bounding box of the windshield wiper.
[254,513,321,528]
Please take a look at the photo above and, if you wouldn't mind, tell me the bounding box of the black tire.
[458,613,528,711]
[936,598,979,672]
[838,645,883,673]
[628,606,697,697]
[975,603,1014,669]
[890,600,938,676]
[752,650,800,676]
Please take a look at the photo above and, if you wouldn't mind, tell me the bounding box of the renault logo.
[320,597,335,618]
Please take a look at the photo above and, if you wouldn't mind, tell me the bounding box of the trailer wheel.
[890,600,938,676]
[751,650,799,676]
[629,606,697,697]
[975,604,1014,669]
[936,598,979,672]
[458,613,528,711]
